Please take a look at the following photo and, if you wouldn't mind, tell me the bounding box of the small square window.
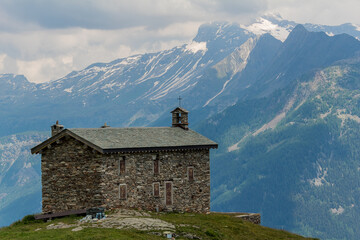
[119,184,127,200]
[153,182,160,197]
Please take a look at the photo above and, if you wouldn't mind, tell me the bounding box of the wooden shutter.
[119,158,125,175]
[154,159,159,175]
[153,182,160,197]
[119,184,127,199]
[188,167,194,181]
[165,182,172,205]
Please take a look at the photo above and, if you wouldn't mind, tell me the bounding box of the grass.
[155,212,317,240]
[0,212,318,240]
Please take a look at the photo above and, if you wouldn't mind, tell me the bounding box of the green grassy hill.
[0,211,316,240]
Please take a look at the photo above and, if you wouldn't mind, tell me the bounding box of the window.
[119,184,127,199]
[119,157,125,175]
[153,156,159,175]
[165,181,173,205]
[153,182,160,197]
[188,167,194,181]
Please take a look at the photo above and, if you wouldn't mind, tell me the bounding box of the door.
[165,182,172,206]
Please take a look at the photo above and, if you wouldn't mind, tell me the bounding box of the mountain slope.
[0,22,257,137]
[2,16,360,137]
[197,60,360,239]
[222,24,360,101]
[0,132,47,227]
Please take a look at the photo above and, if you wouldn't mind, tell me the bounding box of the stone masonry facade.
[41,136,210,214]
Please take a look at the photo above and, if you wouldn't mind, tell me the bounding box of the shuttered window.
[119,184,127,200]
[188,167,194,181]
[154,159,159,175]
[165,182,172,205]
[119,157,125,175]
[153,182,160,197]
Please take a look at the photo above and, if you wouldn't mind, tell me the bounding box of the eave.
[102,144,218,154]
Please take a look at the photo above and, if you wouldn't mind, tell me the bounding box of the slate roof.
[31,127,218,154]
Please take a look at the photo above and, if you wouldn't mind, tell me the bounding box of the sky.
[0,0,359,83]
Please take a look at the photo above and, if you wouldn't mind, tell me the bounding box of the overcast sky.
[0,0,359,83]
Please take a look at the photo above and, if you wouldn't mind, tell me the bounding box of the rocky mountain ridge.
[1,16,360,136]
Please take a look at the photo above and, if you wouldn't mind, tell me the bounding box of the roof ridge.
[70,127,173,129]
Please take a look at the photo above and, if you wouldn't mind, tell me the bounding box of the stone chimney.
[171,107,189,130]
[51,120,64,137]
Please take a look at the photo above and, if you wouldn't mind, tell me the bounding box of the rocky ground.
[1,210,315,239]
[45,209,176,233]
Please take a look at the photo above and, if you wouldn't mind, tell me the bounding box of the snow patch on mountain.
[185,41,207,54]
[204,80,231,107]
[147,56,205,100]
[117,55,141,66]
[135,52,181,84]
[243,17,290,41]
[330,206,344,215]
[309,163,329,187]
[64,87,73,93]
[352,24,360,32]
[101,82,126,90]
[336,109,360,127]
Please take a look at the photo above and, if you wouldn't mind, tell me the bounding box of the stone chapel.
[31,108,218,214]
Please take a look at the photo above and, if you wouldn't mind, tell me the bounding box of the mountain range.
[1,14,360,239]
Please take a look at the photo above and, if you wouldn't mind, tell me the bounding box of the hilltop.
[0,209,316,240]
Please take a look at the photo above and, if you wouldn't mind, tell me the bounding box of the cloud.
[0,0,359,83]
[194,0,267,15]
[0,22,201,83]
[0,54,6,71]
[0,0,266,30]
[267,0,360,25]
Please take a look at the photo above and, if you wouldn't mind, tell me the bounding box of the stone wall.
[41,135,211,213]
[41,136,104,213]
[101,150,210,213]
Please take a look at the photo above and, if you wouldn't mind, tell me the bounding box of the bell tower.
[171,107,189,130]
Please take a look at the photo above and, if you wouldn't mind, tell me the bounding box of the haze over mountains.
[1,14,360,239]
